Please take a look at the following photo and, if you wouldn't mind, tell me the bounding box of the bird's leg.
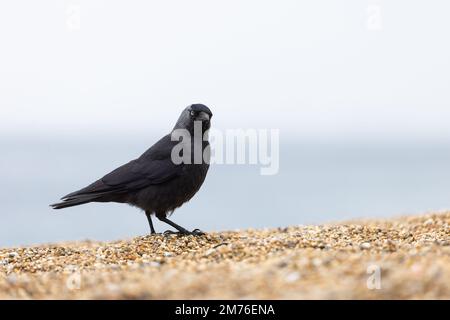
[157,216,205,236]
[145,211,156,234]
[159,217,189,234]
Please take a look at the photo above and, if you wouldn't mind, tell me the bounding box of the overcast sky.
[0,0,449,140]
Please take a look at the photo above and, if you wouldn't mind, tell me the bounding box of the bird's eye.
[190,110,195,117]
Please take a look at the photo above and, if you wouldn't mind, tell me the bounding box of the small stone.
[285,272,300,283]
[312,258,323,267]
[6,273,17,284]
[360,242,371,250]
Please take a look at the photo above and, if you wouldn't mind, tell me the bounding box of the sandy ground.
[0,212,449,299]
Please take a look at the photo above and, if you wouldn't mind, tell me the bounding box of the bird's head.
[173,104,213,132]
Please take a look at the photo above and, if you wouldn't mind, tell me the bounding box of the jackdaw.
[50,104,213,235]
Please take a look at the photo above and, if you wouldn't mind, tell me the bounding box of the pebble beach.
[0,212,449,299]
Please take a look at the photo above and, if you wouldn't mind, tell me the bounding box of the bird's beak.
[197,111,210,121]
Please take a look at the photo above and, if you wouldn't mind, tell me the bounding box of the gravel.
[0,212,449,299]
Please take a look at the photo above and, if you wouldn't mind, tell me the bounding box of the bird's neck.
[172,123,210,141]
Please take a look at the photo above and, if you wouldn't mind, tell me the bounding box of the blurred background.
[1,0,449,246]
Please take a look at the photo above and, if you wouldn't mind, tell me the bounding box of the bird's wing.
[101,157,182,190]
[62,135,183,199]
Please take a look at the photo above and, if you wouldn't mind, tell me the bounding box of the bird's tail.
[50,194,100,210]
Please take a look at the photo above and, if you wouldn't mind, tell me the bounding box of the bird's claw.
[191,228,205,236]
[163,230,178,235]
[163,229,205,236]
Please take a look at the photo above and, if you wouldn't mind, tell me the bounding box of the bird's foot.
[163,230,179,235]
[191,228,205,235]
[163,229,205,236]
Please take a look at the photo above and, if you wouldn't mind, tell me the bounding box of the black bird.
[50,104,213,235]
